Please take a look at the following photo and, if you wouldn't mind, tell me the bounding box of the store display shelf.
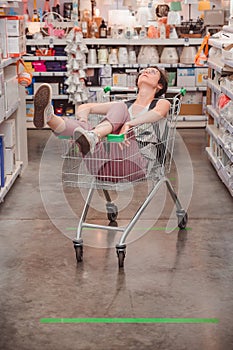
[23,56,67,61]
[26,94,68,100]
[207,78,221,93]
[26,21,74,30]
[206,146,220,170]
[5,101,19,121]
[86,63,208,69]
[206,124,220,142]
[222,25,233,34]
[0,161,23,203]
[206,146,233,196]
[0,101,19,125]
[0,0,21,7]
[206,105,220,123]
[221,86,233,100]
[217,135,233,162]
[32,71,67,77]
[0,57,17,69]
[218,156,233,182]
[26,39,67,46]
[177,120,207,128]
[220,117,233,135]
[168,86,206,92]
[208,38,232,49]
[83,38,203,46]
[177,115,207,122]
[208,59,226,74]
[223,59,233,69]
[26,121,50,129]
[218,170,233,196]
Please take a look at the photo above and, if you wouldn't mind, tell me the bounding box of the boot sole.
[74,130,91,156]
[33,84,52,128]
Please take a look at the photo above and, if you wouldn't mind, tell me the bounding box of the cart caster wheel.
[108,220,118,227]
[116,246,126,268]
[117,251,125,268]
[74,243,83,263]
[106,203,118,222]
[178,212,188,229]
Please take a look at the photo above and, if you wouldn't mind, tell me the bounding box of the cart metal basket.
[59,92,188,268]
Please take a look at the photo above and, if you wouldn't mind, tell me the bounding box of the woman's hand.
[75,104,90,121]
[119,122,130,136]
[118,122,131,149]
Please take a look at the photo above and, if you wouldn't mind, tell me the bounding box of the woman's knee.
[108,101,128,114]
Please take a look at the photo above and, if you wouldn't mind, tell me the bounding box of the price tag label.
[49,38,54,48]
[184,38,190,46]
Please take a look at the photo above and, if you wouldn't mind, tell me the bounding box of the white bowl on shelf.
[180,46,197,64]
[160,47,179,64]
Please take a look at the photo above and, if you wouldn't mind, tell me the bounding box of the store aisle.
[0,129,233,350]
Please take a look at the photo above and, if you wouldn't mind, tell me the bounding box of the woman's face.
[137,68,161,90]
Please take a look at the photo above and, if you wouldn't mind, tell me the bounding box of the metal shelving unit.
[0,5,27,202]
[206,30,233,196]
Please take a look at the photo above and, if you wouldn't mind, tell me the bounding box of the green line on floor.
[65,227,192,231]
[40,317,218,324]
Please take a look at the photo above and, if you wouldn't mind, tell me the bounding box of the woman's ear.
[157,82,163,91]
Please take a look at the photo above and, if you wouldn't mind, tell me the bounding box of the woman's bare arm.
[76,101,117,121]
[118,99,170,136]
[128,99,171,127]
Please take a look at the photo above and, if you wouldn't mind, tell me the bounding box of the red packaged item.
[218,93,231,109]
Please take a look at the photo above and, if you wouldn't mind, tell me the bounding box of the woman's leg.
[73,102,130,155]
[93,101,130,137]
[33,83,92,135]
[53,118,91,136]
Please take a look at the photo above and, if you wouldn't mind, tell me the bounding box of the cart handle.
[107,133,125,142]
[179,88,186,96]
[104,86,186,96]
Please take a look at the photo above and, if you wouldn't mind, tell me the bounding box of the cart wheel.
[106,203,118,222]
[74,244,83,263]
[117,250,126,268]
[178,212,188,229]
[108,220,118,227]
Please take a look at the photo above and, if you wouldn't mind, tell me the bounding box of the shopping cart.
[60,89,188,268]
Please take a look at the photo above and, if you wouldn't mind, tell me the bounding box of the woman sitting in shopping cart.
[33,66,170,156]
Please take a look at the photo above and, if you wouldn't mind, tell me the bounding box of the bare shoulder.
[156,98,171,108]
[152,98,171,117]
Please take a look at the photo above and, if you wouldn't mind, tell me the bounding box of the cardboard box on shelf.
[26,102,34,121]
[181,91,203,104]
[7,35,26,57]
[6,16,25,37]
[112,73,127,87]
[195,68,208,86]
[5,146,16,175]
[177,68,196,87]
[0,95,5,123]
[0,18,8,58]
[100,77,112,87]
[0,119,16,148]
[179,104,203,115]
[4,75,19,111]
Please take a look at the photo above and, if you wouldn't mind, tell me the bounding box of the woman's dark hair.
[135,66,168,98]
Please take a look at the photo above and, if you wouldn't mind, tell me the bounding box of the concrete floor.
[0,128,233,350]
